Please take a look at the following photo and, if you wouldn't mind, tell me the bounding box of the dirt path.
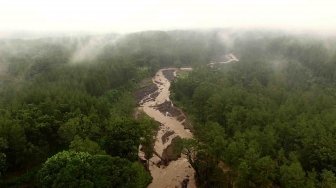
[138,68,196,188]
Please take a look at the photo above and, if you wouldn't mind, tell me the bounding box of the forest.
[172,31,336,187]
[0,30,224,187]
[0,29,335,187]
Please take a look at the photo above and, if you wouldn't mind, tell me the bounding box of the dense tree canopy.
[37,151,151,188]
[0,29,336,187]
[172,31,336,187]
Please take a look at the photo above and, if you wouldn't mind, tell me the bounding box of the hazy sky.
[0,0,335,33]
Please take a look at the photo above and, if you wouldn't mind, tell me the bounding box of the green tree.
[321,170,336,188]
[280,161,306,188]
[69,136,105,154]
[37,151,151,188]
[103,118,142,161]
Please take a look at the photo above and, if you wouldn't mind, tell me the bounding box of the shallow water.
[139,68,196,188]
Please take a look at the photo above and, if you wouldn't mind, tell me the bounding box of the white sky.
[0,0,335,33]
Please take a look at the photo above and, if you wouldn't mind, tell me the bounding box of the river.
[137,53,239,187]
[138,68,196,188]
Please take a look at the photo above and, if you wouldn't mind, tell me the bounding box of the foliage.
[172,31,336,187]
[1,29,336,187]
[37,151,151,188]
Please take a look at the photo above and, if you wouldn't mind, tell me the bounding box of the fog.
[70,35,119,63]
[0,0,336,35]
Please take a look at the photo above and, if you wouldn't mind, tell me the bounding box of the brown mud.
[137,68,196,188]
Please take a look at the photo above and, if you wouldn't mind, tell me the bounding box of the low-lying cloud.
[70,35,118,63]
[0,0,336,34]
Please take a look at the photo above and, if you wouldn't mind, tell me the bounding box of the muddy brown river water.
[138,53,239,187]
[138,68,196,188]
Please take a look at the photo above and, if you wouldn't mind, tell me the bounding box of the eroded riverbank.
[138,68,196,188]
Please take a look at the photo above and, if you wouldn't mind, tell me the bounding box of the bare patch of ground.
[161,136,182,165]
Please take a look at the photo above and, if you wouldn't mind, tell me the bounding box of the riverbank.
[137,68,196,188]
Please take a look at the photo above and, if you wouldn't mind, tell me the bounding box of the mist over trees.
[0,29,228,187]
[0,29,335,187]
[171,31,336,187]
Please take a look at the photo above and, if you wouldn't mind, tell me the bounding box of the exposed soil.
[162,69,176,81]
[177,115,186,122]
[161,136,182,164]
[154,100,182,117]
[135,84,158,104]
[150,91,159,99]
[161,130,175,144]
[182,122,193,132]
